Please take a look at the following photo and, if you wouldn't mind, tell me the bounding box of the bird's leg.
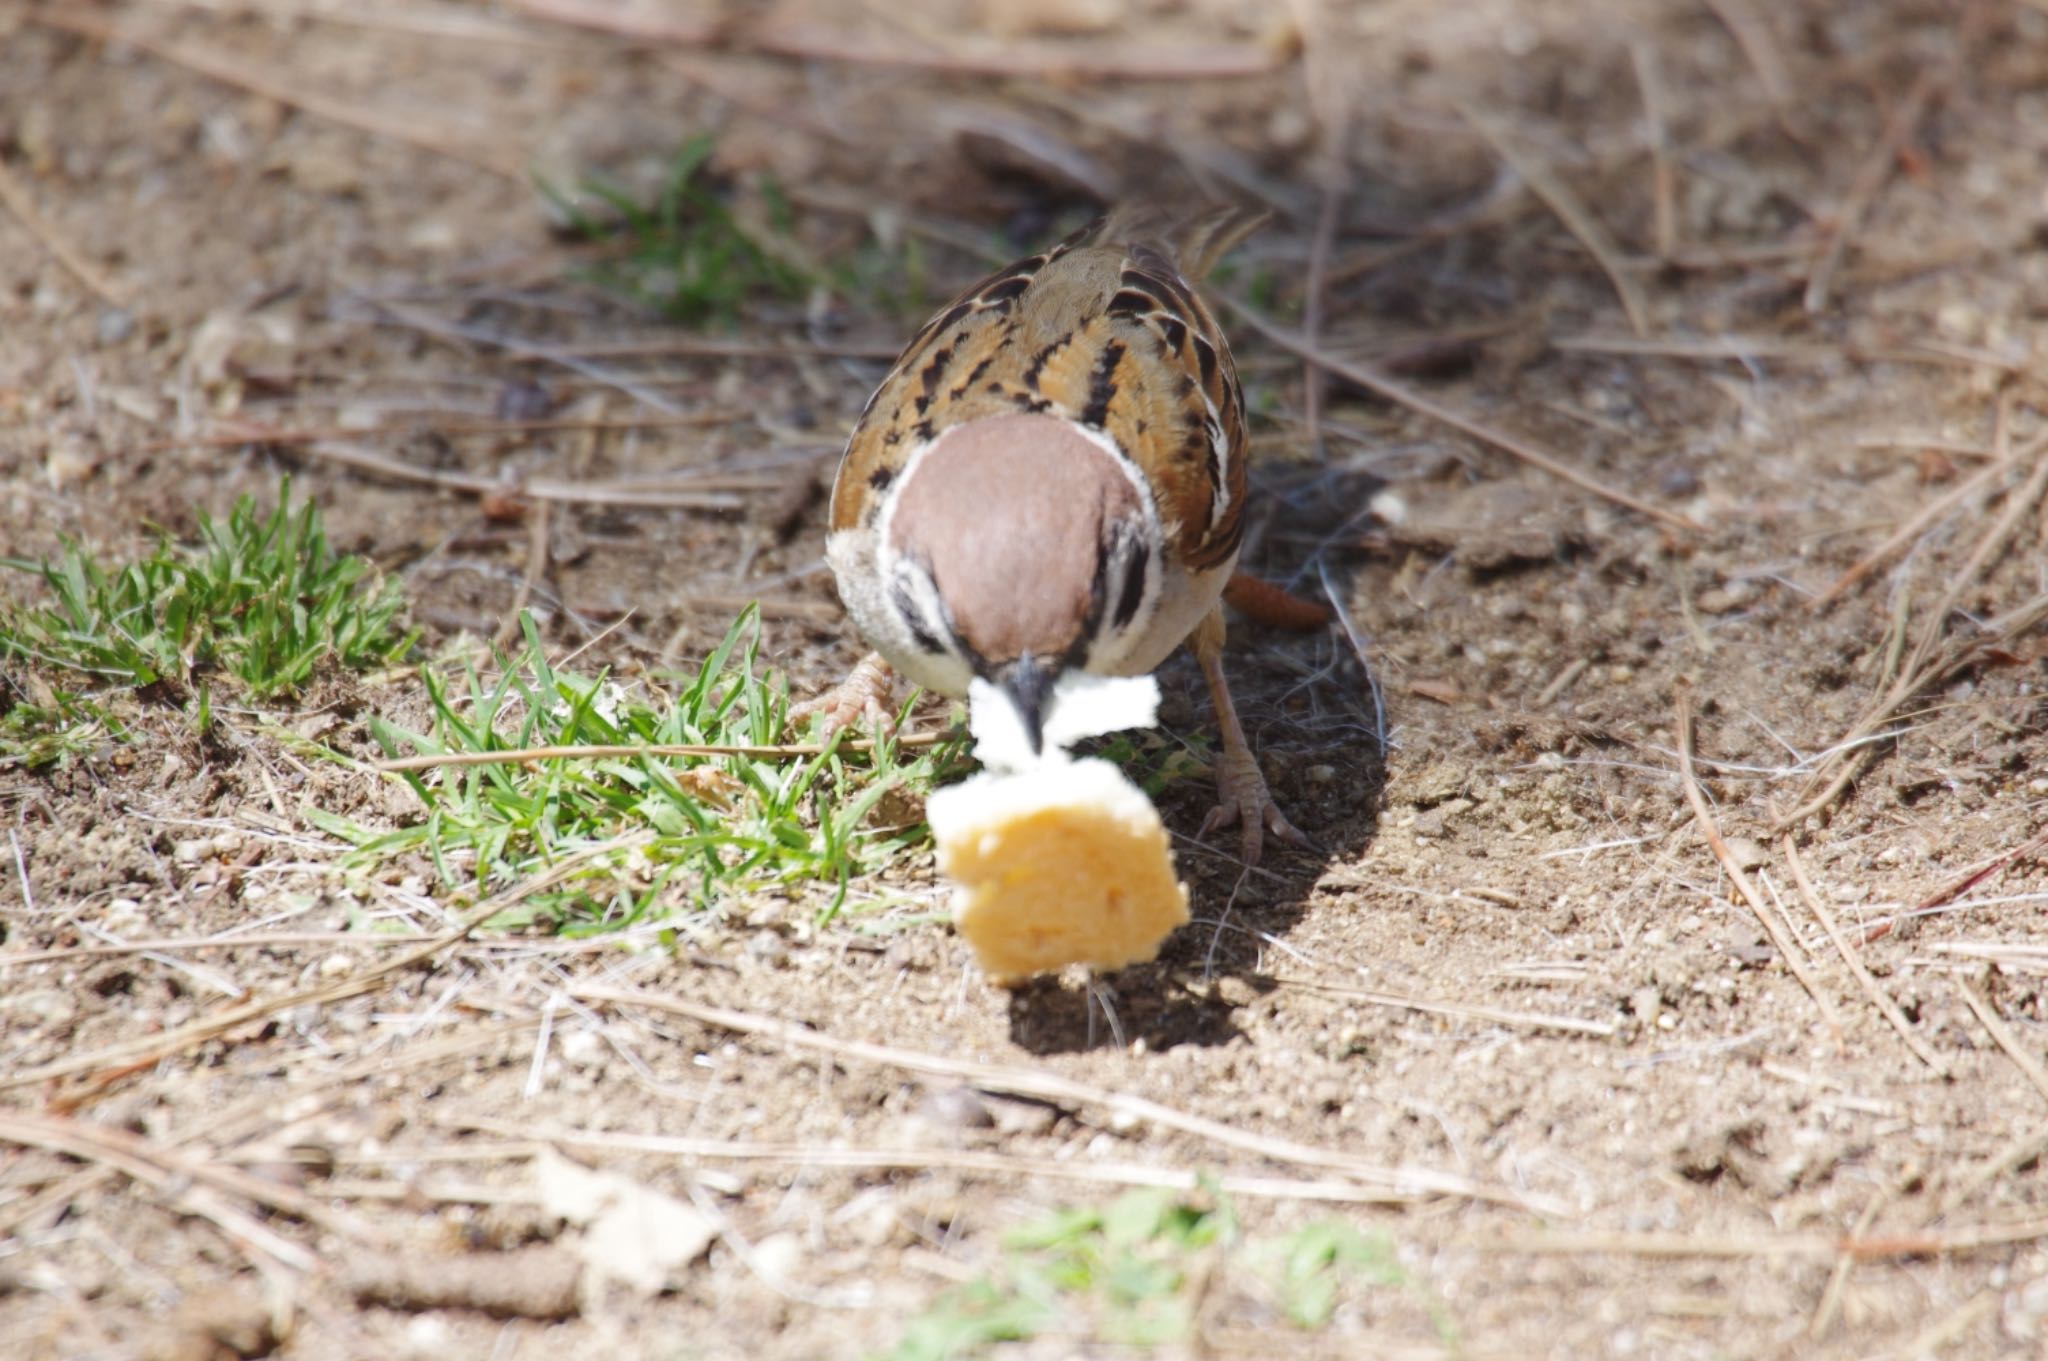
[789,651,898,739]
[1191,607,1310,866]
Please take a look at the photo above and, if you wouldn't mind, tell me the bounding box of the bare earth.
[5,1,2048,1357]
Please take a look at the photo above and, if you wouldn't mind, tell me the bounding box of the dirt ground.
[5,0,2048,1357]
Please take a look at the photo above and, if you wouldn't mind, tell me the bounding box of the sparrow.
[806,208,1309,865]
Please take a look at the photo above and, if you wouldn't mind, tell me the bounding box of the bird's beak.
[997,655,1057,757]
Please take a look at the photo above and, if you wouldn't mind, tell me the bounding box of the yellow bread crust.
[929,758,1189,982]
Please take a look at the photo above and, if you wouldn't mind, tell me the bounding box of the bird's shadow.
[1004,541,1390,1055]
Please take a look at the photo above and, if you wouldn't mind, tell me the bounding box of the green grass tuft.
[879,1186,1419,1359]
[0,685,123,771]
[540,134,811,325]
[0,478,414,701]
[0,480,414,768]
[322,608,967,932]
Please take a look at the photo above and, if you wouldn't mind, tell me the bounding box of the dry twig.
[0,845,630,1094]
[1629,41,1678,260]
[28,8,521,178]
[1804,68,1948,313]
[372,732,948,774]
[1221,298,1698,532]
[1780,438,2048,828]
[572,985,1566,1213]
[1956,979,2048,1104]
[1779,834,1949,1075]
[447,1122,1421,1207]
[1472,1218,2048,1259]
[1268,977,1616,1038]
[507,0,1288,79]
[1700,0,1798,129]
[1673,687,1845,1037]
[1459,104,1650,336]
[0,157,128,307]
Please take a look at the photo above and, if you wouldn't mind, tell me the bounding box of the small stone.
[96,308,136,345]
[103,898,147,936]
[317,953,357,980]
[744,930,790,968]
[1722,837,1768,871]
[916,1084,994,1132]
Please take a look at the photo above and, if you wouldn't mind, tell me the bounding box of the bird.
[804,207,1309,866]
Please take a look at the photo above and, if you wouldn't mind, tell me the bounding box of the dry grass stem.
[1779,834,1950,1075]
[500,0,1286,79]
[371,733,948,774]
[1810,455,2011,609]
[1550,332,2025,374]
[1459,104,1651,336]
[1780,588,2048,828]
[1912,825,2048,915]
[0,1114,325,1272]
[1269,977,1617,1037]
[0,846,632,1094]
[1700,0,1797,124]
[1673,688,1845,1038]
[0,156,128,307]
[289,438,751,509]
[1629,41,1678,260]
[1955,980,2048,1104]
[1300,187,1342,452]
[1810,1186,1891,1338]
[1475,1218,2048,1259]
[0,1112,382,1244]
[1804,68,1947,313]
[28,8,522,178]
[572,985,1566,1213]
[139,0,563,45]
[494,498,552,650]
[143,411,748,452]
[1932,1116,2048,1221]
[1224,298,1698,532]
[446,1121,1422,1207]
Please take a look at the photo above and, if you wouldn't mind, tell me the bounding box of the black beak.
[996,654,1057,756]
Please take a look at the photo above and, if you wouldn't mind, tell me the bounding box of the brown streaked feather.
[831,210,1260,575]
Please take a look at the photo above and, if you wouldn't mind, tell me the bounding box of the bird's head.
[878,412,1162,754]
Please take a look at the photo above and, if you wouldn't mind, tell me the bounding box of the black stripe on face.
[1112,537,1150,630]
[889,578,947,657]
[1079,339,1126,430]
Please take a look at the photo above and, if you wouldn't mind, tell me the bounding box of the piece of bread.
[928,756,1188,982]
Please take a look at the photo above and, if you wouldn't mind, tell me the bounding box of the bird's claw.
[789,654,897,741]
[1200,745,1312,867]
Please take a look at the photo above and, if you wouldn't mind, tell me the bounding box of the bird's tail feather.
[1096,203,1268,280]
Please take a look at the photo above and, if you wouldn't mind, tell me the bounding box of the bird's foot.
[1199,743,1313,868]
[789,653,898,741]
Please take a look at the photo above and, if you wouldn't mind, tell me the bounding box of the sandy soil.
[4,1,2048,1358]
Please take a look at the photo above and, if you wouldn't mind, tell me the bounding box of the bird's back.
[830,211,1259,577]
